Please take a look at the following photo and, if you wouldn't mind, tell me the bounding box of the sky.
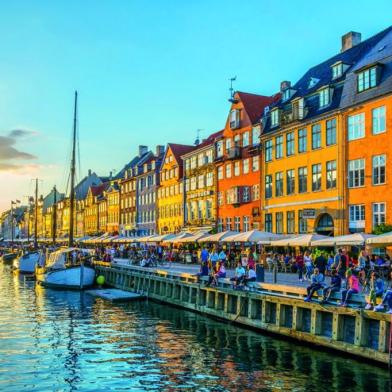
[0,0,391,211]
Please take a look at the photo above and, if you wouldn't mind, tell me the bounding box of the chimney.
[88,169,92,176]
[155,145,164,157]
[341,31,361,52]
[280,81,291,92]
[138,145,148,157]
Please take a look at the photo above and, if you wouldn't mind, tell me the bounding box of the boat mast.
[68,91,77,247]
[34,178,38,249]
[52,185,57,245]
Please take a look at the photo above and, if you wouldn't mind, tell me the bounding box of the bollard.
[273,265,277,283]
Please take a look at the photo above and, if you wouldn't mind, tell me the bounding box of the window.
[265,140,273,162]
[357,66,377,92]
[252,156,259,172]
[225,217,232,231]
[311,124,321,149]
[217,166,223,180]
[234,161,240,176]
[319,87,330,108]
[271,109,279,127]
[286,132,294,156]
[326,160,336,189]
[275,212,283,234]
[252,126,260,146]
[298,167,307,193]
[265,213,272,232]
[373,154,386,185]
[373,203,386,228]
[198,153,204,167]
[292,98,304,120]
[217,218,223,232]
[326,118,336,146]
[275,135,283,159]
[348,113,365,140]
[275,172,283,197]
[298,210,308,233]
[348,159,365,188]
[225,138,232,152]
[216,140,224,158]
[226,163,232,178]
[243,216,250,232]
[206,172,213,187]
[252,184,260,201]
[265,175,272,199]
[287,211,295,234]
[298,128,307,153]
[312,164,322,191]
[230,109,240,129]
[242,186,250,202]
[217,191,224,206]
[243,131,250,147]
[349,205,365,232]
[286,169,295,195]
[372,106,386,134]
[198,175,204,189]
[243,159,249,174]
[332,63,343,79]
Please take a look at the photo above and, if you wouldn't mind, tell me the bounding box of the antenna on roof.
[228,76,238,103]
[194,129,203,146]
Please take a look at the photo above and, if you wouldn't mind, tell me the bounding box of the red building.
[216,91,277,232]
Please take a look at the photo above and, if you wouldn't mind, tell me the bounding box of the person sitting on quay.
[230,261,246,289]
[374,271,392,314]
[206,260,227,287]
[196,261,209,282]
[243,265,257,288]
[365,272,385,310]
[304,268,324,302]
[339,269,360,307]
[320,269,341,304]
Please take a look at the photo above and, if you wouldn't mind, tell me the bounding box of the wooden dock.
[86,288,146,302]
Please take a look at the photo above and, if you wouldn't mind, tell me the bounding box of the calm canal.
[0,264,390,391]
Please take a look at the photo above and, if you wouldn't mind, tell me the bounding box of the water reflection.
[0,264,390,391]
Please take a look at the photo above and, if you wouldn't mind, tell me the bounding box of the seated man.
[207,260,226,287]
[320,269,341,304]
[365,272,384,310]
[374,270,392,314]
[244,266,257,287]
[304,268,324,302]
[196,261,209,282]
[230,261,246,289]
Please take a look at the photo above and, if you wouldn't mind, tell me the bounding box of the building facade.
[182,131,222,231]
[157,143,194,234]
[216,92,275,232]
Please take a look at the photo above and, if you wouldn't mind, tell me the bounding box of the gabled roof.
[181,130,224,158]
[90,182,110,197]
[167,143,195,164]
[237,91,279,124]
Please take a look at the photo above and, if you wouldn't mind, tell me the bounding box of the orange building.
[216,91,276,232]
[341,28,392,233]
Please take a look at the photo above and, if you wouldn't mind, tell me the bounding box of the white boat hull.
[36,265,95,289]
[13,253,40,273]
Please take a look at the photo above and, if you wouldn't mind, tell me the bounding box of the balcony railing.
[226,146,242,160]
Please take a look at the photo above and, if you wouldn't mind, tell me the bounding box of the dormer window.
[308,77,320,89]
[292,98,304,120]
[332,63,343,79]
[229,109,240,129]
[357,65,379,92]
[319,87,331,108]
[271,109,280,127]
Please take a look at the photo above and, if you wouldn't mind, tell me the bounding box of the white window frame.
[372,154,386,185]
[373,202,386,228]
[372,106,386,135]
[348,159,365,188]
[348,113,365,141]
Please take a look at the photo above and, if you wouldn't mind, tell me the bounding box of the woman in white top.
[304,251,313,281]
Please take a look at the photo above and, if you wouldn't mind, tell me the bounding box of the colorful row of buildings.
[2,27,392,240]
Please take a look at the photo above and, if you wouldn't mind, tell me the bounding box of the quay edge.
[95,264,391,366]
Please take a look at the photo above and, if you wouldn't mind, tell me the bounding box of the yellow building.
[106,182,120,234]
[182,131,222,231]
[157,143,194,234]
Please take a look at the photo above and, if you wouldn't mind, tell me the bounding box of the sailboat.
[36,91,96,289]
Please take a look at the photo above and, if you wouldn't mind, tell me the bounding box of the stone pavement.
[112,258,331,287]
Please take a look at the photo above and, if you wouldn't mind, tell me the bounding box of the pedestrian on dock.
[320,269,341,304]
[304,251,313,281]
[304,268,324,302]
[296,252,304,282]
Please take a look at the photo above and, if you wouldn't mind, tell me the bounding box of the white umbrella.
[165,232,194,244]
[312,233,376,247]
[366,231,392,247]
[180,231,211,243]
[148,233,177,243]
[222,229,284,244]
[198,230,239,242]
[270,233,329,247]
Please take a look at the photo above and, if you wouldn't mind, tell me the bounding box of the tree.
[372,223,392,235]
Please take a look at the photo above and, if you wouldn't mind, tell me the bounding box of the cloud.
[0,128,38,172]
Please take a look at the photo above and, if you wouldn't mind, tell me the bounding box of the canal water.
[0,264,390,392]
